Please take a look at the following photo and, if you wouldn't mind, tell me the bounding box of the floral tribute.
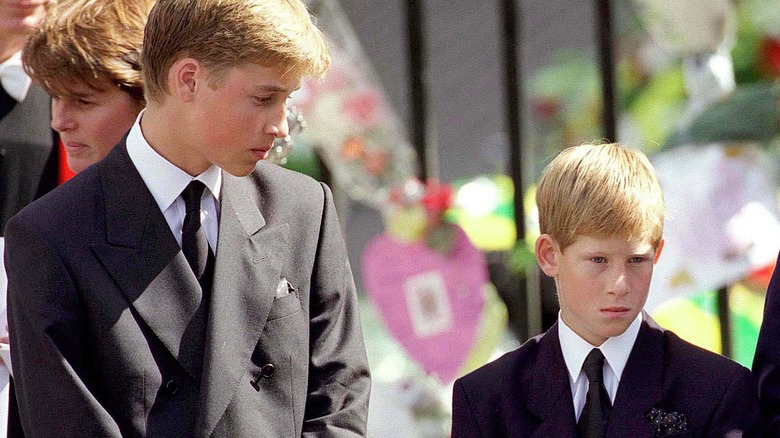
[290,7,417,208]
[291,0,500,390]
[361,178,491,384]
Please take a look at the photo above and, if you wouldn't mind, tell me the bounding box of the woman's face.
[51,82,144,173]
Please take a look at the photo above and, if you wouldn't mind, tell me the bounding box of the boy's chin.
[562,308,643,345]
[221,162,260,177]
[598,314,640,336]
[584,312,642,343]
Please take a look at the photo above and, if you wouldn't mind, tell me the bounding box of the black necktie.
[0,85,17,120]
[181,180,210,279]
[578,348,612,438]
[180,181,214,380]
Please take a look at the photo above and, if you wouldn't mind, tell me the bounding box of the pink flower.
[342,90,380,127]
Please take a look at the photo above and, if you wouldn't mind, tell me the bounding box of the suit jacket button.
[165,379,179,395]
[260,364,275,378]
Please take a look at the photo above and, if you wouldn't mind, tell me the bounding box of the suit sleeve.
[753,252,780,436]
[4,217,122,437]
[707,365,760,437]
[452,378,484,438]
[301,183,371,437]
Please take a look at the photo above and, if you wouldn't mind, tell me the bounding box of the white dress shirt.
[126,110,221,252]
[0,51,32,102]
[558,311,643,421]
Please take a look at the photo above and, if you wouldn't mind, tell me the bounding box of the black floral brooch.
[645,407,689,436]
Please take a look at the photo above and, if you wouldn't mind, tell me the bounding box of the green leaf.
[662,81,779,150]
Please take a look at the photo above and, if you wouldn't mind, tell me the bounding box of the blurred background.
[275,0,780,435]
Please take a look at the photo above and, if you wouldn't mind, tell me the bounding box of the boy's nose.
[266,107,289,139]
[609,270,630,296]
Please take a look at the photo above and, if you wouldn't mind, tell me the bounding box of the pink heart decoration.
[362,224,488,383]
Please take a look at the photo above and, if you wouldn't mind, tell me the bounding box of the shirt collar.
[0,51,32,102]
[558,311,643,385]
[126,110,222,212]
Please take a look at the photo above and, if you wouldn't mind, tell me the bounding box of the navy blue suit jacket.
[453,314,759,437]
[753,252,780,436]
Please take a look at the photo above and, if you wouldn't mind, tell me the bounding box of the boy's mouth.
[250,147,270,159]
[601,306,631,317]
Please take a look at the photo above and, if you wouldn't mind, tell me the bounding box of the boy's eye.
[254,95,277,105]
[591,257,606,264]
[629,256,647,263]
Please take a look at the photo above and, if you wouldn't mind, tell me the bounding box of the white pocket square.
[275,278,294,299]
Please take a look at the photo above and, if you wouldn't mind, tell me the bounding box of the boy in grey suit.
[4,0,371,436]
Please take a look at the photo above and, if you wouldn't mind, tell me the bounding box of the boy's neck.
[557,312,643,396]
[139,105,211,177]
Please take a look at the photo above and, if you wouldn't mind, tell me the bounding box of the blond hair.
[141,0,330,104]
[536,143,665,251]
[22,0,154,103]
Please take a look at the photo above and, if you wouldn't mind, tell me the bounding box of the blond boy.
[452,143,757,437]
[5,0,370,436]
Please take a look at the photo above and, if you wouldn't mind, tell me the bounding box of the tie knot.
[582,348,605,383]
[181,180,206,213]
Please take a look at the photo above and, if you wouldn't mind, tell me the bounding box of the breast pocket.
[266,290,302,321]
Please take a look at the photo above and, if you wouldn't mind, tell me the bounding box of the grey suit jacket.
[4,142,371,437]
[0,83,58,235]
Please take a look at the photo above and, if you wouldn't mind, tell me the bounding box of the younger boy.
[451,143,758,437]
[5,0,370,436]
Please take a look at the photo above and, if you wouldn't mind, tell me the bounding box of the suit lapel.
[197,172,289,438]
[90,143,205,379]
[606,313,664,437]
[527,324,578,437]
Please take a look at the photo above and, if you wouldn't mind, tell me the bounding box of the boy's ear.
[535,234,560,277]
[168,57,201,102]
[653,237,665,264]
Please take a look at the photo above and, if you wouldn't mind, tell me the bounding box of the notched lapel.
[197,174,289,438]
[527,324,578,437]
[607,314,664,437]
[91,144,205,379]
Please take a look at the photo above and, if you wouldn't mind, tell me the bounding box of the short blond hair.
[536,143,665,251]
[22,0,154,103]
[142,0,330,104]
